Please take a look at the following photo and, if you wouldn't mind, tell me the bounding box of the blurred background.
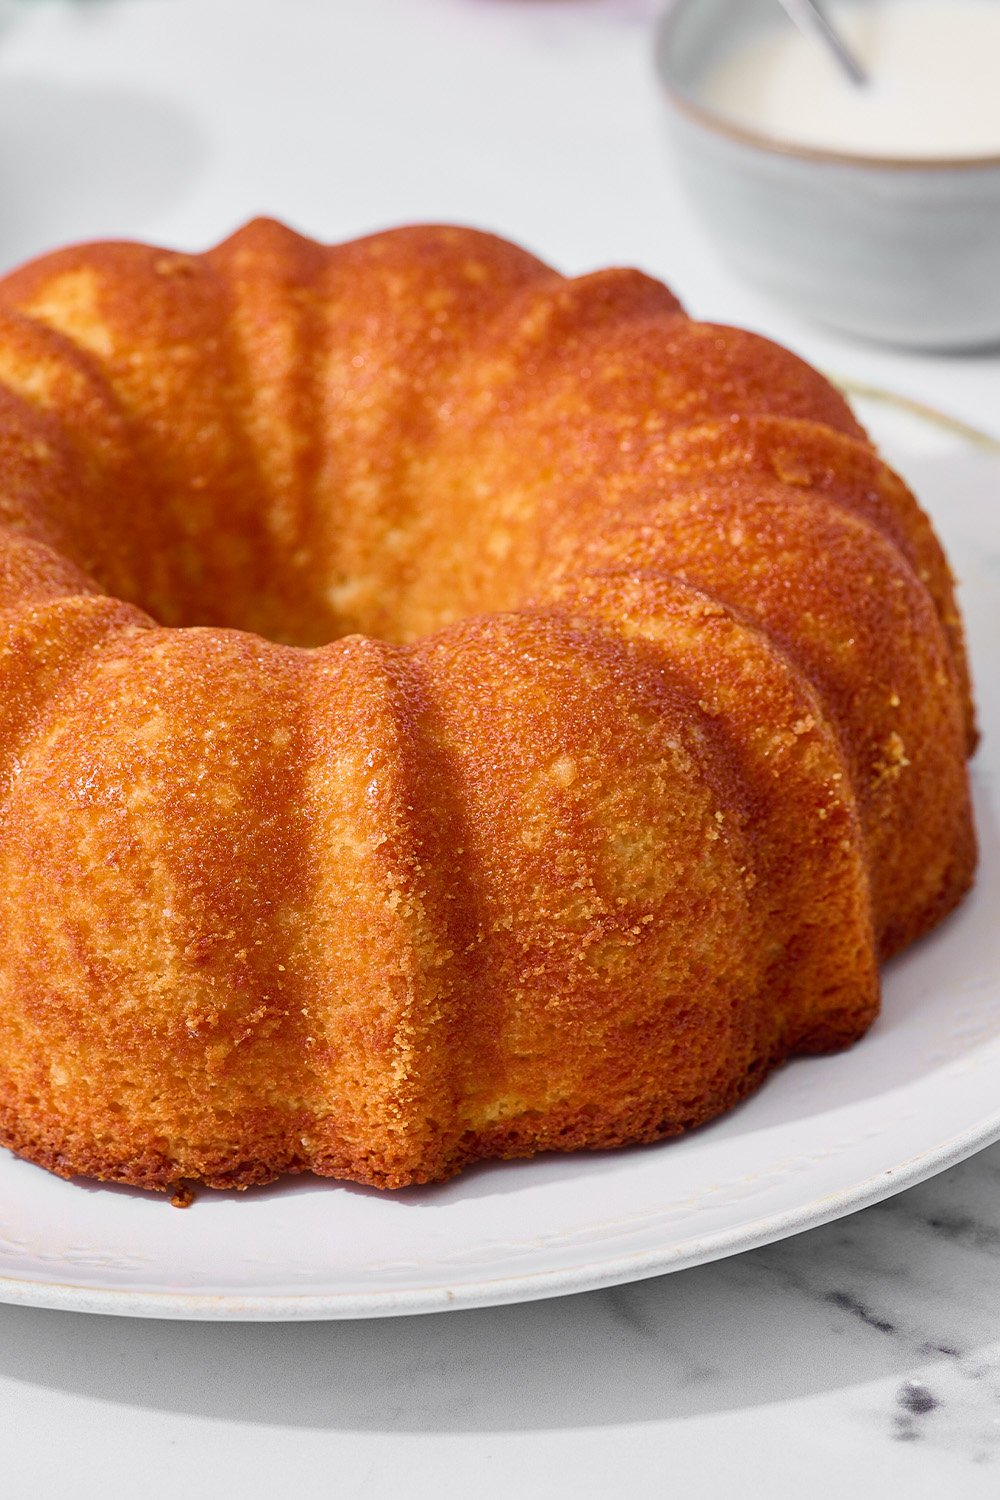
[0,0,668,273]
[1,0,996,426]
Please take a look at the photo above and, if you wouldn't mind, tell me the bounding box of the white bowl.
[654,0,1000,350]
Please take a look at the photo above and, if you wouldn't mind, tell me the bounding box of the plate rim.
[1,1109,999,1320]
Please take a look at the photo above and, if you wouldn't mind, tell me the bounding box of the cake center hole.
[92,472,529,650]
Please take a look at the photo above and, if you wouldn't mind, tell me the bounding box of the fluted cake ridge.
[0,219,977,1193]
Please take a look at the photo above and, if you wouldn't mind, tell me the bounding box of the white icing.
[698,0,1000,157]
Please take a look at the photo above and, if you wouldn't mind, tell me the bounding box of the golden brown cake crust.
[0,219,977,1196]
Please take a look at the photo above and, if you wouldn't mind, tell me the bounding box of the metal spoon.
[777,0,869,86]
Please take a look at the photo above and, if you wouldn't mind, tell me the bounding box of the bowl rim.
[654,0,1000,173]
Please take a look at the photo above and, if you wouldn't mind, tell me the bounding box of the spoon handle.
[777,0,869,86]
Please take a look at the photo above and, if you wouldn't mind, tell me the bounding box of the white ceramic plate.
[0,392,997,1321]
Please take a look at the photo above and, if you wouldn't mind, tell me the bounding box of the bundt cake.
[0,219,976,1196]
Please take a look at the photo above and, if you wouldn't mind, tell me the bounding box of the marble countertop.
[0,0,998,1492]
